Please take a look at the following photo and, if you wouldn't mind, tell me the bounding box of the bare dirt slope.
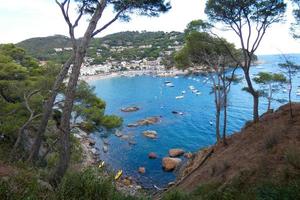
[173,103,300,193]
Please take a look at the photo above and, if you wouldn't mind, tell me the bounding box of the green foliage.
[101,115,123,129]
[73,81,122,131]
[17,31,184,65]
[57,167,139,200]
[0,169,54,200]
[161,189,190,200]
[205,0,286,26]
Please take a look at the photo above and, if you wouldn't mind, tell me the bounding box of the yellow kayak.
[98,161,105,168]
[114,170,123,180]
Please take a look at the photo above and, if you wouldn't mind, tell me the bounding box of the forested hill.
[17,31,184,64]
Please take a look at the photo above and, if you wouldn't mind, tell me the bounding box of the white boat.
[166,83,174,87]
[196,92,201,95]
[175,95,184,99]
[189,85,195,90]
[164,81,171,84]
[174,76,179,79]
[181,90,186,94]
[192,89,199,93]
[283,89,287,93]
[257,66,264,69]
[297,92,300,96]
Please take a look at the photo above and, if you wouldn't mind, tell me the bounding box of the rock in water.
[138,167,146,174]
[103,145,108,153]
[148,152,158,159]
[143,130,157,139]
[115,130,123,137]
[162,157,182,171]
[169,148,185,157]
[121,106,140,112]
[136,116,161,126]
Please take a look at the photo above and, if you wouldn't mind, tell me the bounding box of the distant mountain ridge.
[17,31,184,65]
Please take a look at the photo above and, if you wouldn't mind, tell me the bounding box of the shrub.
[285,146,300,169]
[161,189,190,200]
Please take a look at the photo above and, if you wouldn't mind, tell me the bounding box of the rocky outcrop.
[115,130,123,137]
[137,116,161,126]
[121,106,140,112]
[148,152,158,159]
[138,167,146,174]
[169,148,185,157]
[162,157,182,171]
[184,152,193,159]
[143,130,157,139]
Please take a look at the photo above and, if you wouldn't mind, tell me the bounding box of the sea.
[87,54,300,189]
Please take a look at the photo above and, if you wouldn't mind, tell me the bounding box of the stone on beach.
[143,130,157,139]
[169,148,185,157]
[121,106,140,112]
[148,152,158,159]
[162,157,182,171]
[88,138,96,146]
[184,152,193,159]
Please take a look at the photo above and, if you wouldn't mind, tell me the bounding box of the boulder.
[128,140,137,145]
[136,116,161,126]
[127,123,139,128]
[115,130,123,137]
[121,106,140,112]
[162,157,182,171]
[91,148,98,155]
[121,135,129,140]
[169,148,185,157]
[138,167,146,174]
[103,145,108,153]
[88,139,96,146]
[102,138,109,145]
[184,152,193,159]
[143,130,157,139]
[148,152,158,159]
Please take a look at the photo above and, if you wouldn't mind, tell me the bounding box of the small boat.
[296,92,300,96]
[181,90,186,94]
[115,170,123,180]
[98,161,105,168]
[256,66,264,69]
[164,81,171,84]
[196,92,201,95]
[189,85,195,90]
[175,95,184,99]
[172,111,184,115]
[166,83,174,87]
[209,121,213,125]
[174,76,179,79]
[283,89,287,93]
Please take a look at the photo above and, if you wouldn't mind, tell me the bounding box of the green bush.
[56,167,139,200]
[161,189,190,200]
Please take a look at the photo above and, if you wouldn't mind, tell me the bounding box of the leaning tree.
[29,0,171,185]
[205,0,286,122]
[175,21,241,144]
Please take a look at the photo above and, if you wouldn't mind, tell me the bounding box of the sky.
[0,0,299,55]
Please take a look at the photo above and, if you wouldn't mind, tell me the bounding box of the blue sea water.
[88,54,300,188]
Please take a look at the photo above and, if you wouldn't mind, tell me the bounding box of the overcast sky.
[0,0,299,55]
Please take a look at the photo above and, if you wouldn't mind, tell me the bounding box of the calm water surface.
[88,54,300,188]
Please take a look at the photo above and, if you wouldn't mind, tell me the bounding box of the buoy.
[114,170,123,180]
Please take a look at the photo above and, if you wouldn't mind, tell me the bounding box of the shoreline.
[80,69,189,82]
[72,127,144,196]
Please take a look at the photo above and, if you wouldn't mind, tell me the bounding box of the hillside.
[17,31,184,65]
[160,103,300,199]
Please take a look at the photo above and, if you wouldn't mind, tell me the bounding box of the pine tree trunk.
[27,54,75,163]
[50,3,105,185]
[244,68,259,122]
